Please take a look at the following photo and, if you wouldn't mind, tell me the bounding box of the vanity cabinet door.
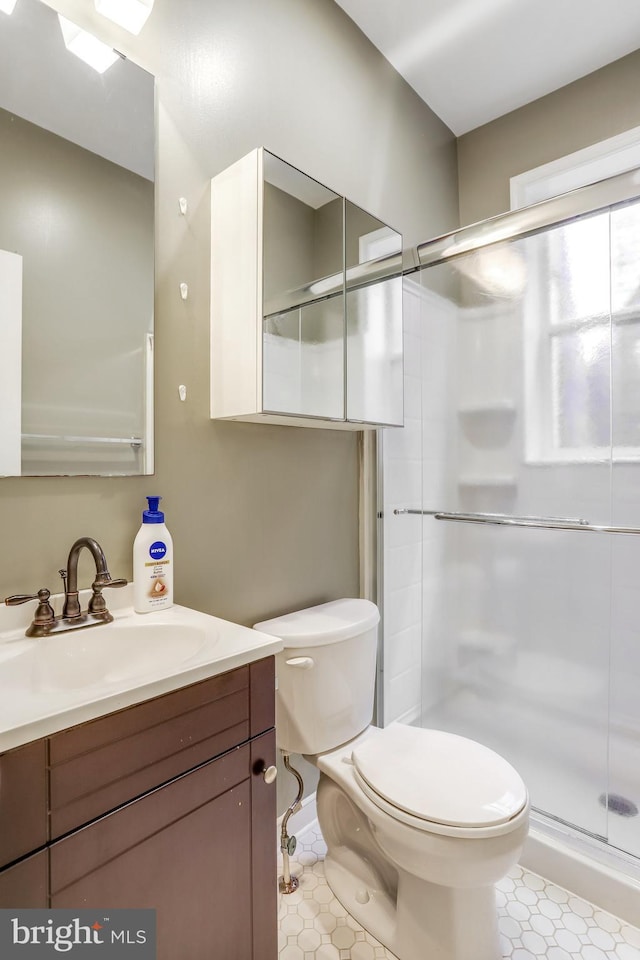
[0,850,48,908]
[51,745,254,960]
[250,729,277,960]
[0,739,47,869]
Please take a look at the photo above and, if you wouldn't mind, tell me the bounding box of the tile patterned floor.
[278,823,640,960]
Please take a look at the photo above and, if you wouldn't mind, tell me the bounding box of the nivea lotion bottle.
[133,496,173,613]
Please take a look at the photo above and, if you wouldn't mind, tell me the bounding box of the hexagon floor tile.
[278,822,640,959]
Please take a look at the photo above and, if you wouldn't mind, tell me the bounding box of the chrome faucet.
[4,537,127,637]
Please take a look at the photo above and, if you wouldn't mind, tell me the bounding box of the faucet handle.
[87,577,127,616]
[5,588,51,607]
[5,589,55,631]
[92,570,127,589]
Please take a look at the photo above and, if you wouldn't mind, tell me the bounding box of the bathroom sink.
[33,621,208,692]
[0,588,284,753]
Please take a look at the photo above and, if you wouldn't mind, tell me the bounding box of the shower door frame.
[407,166,640,273]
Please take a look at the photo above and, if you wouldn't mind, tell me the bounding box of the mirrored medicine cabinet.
[210,148,404,429]
[0,0,155,477]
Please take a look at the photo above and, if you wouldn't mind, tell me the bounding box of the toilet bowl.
[254,599,529,960]
[316,725,529,960]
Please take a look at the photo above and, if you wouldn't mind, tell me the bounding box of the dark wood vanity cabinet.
[0,657,277,960]
[0,739,48,870]
[51,731,275,960]
[0,851,48,908]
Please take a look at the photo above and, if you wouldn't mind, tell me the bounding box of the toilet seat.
[351,724,527,832]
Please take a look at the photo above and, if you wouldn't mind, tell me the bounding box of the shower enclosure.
[381,168,640,864]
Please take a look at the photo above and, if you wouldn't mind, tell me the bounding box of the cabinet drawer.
[51,743,250,895]
[0,739,47,869]
[0,849,48,908]
[49,668,250,839]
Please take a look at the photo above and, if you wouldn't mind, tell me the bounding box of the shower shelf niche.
[458,628,515,655]
[457,475,518,514]
[457,475,517,487]
[456,630,516,686]
[457,401,517,448]
[457,400,516,415]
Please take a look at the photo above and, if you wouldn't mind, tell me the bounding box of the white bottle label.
[144,539,170,605]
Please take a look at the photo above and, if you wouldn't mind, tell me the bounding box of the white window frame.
[511,125,640,210]
[513,128,640,464]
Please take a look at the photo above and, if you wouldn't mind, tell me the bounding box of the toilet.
[255,598,529,960]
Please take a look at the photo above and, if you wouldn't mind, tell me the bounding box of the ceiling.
[0,0,154,179]
[334,0,640,136]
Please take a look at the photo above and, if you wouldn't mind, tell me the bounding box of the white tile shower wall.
[382,278,423,724]
[420,285,458,714]
[382,280,456,724]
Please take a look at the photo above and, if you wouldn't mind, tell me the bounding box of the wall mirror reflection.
[345,200,403,426]
[260,151,403,425]
[262,152,345,420]
[0,0,155,477]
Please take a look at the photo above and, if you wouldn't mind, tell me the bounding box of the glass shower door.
[609,196,640,856]
[392,212,616,842]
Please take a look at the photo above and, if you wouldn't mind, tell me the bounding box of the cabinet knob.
[262,765,277,785]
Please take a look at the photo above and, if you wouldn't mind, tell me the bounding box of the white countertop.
[0,586,282,752]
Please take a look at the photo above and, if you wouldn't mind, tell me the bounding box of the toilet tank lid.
[254,598,380,648]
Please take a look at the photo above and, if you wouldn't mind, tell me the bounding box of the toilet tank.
[254,598,380,755]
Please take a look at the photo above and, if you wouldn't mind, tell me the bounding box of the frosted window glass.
[547,214,610,326]
[551,326,610,449]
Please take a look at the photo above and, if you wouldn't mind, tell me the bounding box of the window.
[514,132,640,463]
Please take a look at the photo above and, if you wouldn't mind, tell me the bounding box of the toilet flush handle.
[285,656,314,670]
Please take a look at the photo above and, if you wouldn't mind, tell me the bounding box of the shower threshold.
[523,808,640,926]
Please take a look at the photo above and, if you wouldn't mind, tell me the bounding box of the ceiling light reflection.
[95,0,154,35]
[455,246,527,299]
[58,15,119,74]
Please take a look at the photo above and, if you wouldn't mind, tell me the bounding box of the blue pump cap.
[142,495,164,523]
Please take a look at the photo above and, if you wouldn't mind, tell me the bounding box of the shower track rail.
[22,434,143,447]
[393,508,640,536]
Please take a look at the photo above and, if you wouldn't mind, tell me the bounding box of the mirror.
[0,0,154,477]
[345,200,403,426]
[262,152,345,420]
[260,151,404,426]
